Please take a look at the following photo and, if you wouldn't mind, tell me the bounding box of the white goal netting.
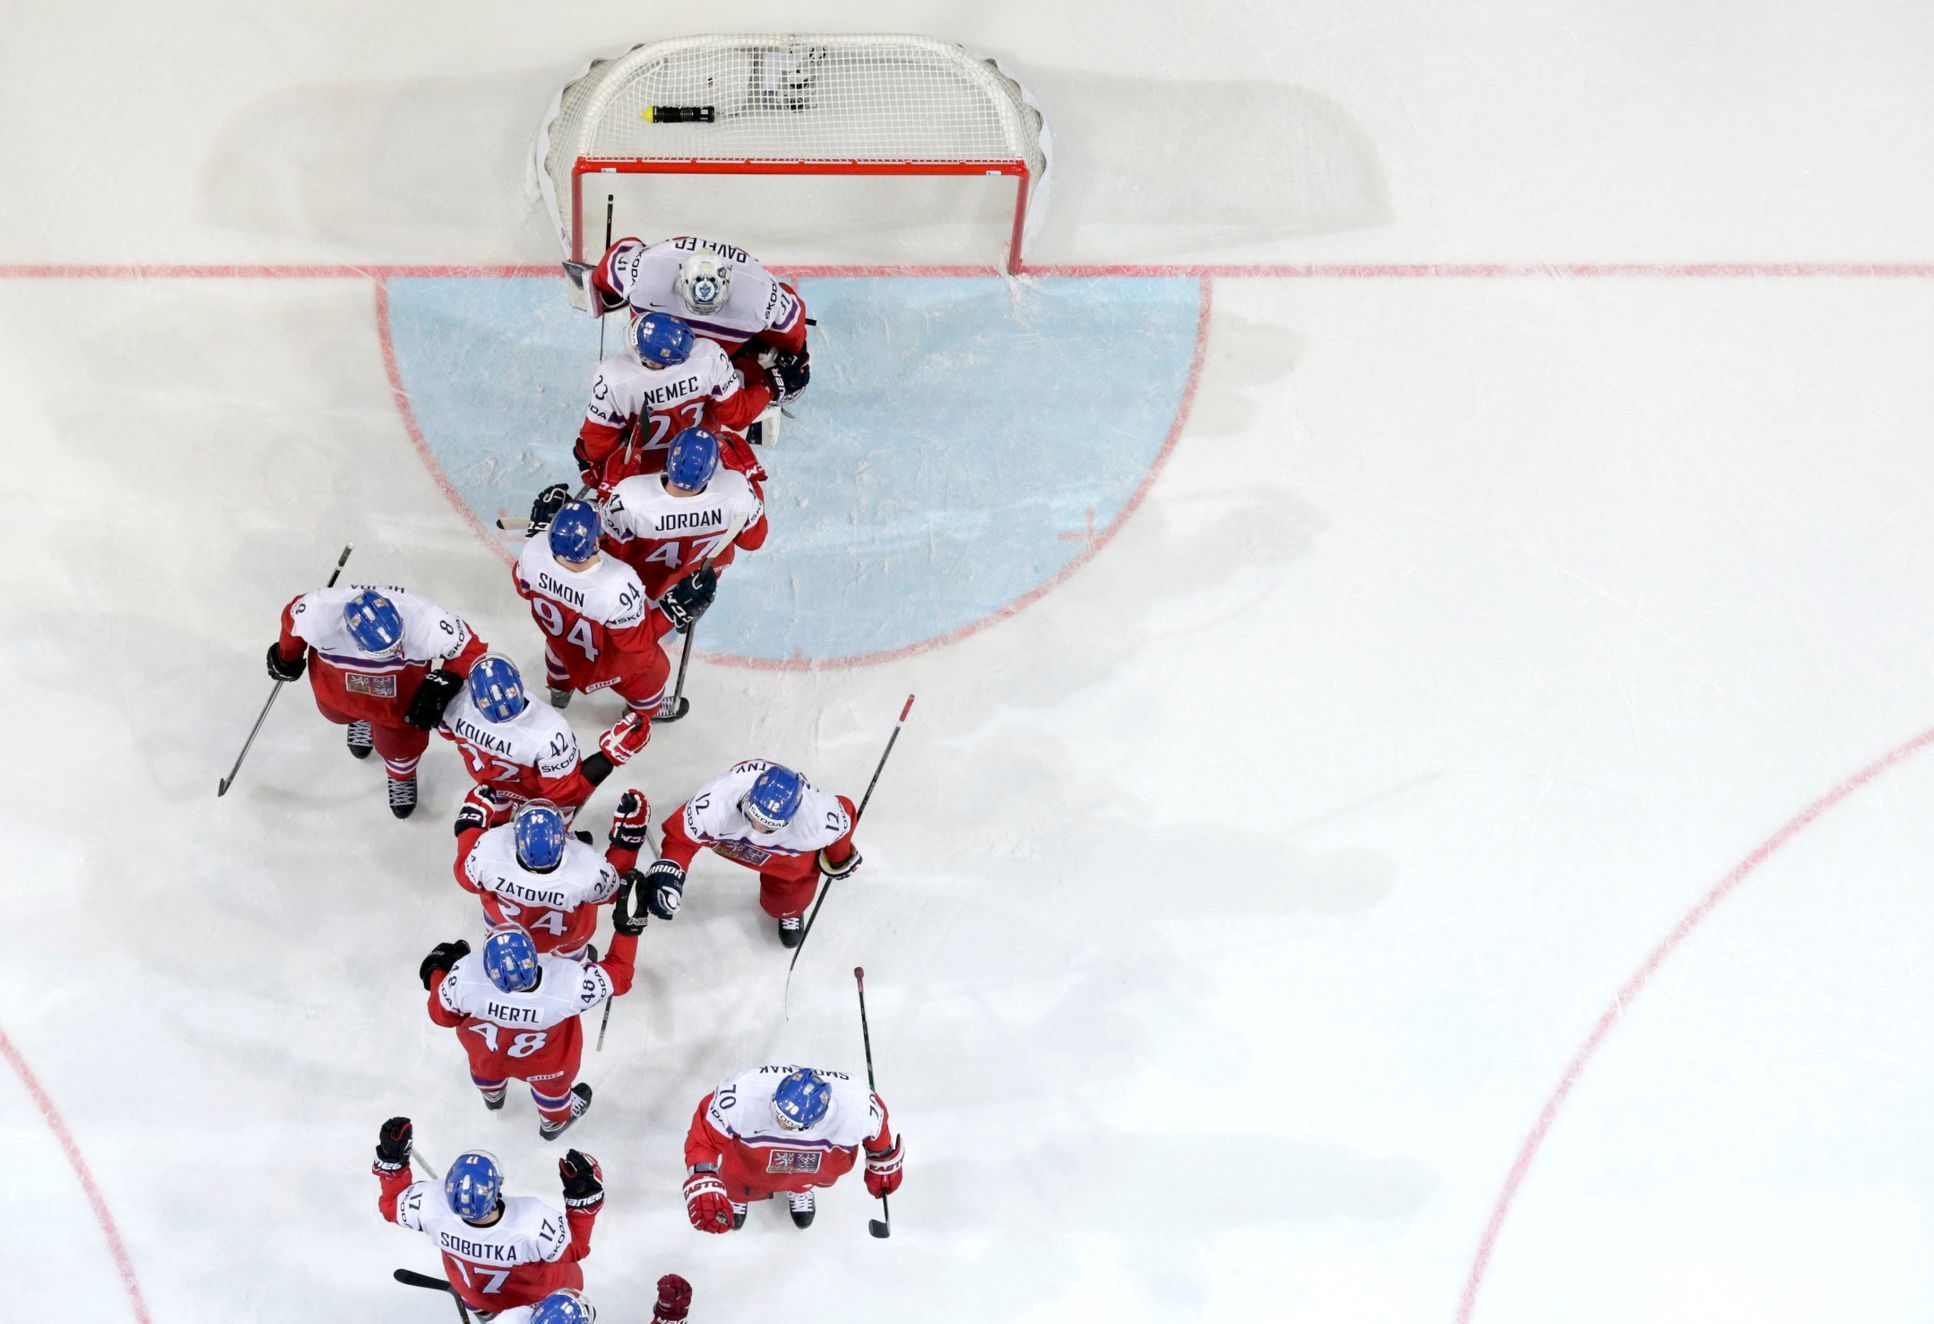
[535,34,1052,279]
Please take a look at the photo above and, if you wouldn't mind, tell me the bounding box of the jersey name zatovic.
[675,760,852,866]
[460,828,622,954]
[385,1182,583,1309]
[593,236,808,356]
[604,469,768,598]
[279,584,482,721]
[684,1064,890,1190]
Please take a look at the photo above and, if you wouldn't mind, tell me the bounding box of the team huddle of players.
[264,237,903,1322]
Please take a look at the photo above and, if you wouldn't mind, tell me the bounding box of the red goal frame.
[570,157,1033,275]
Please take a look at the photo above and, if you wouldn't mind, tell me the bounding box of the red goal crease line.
[5,261,1934,281]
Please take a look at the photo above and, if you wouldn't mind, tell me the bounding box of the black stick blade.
[868,1219,891,1238]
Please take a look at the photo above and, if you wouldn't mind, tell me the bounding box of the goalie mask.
[677,254,732,316]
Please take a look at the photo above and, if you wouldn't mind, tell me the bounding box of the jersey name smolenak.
[437,1232,525,1261]
[483,999,544,1025]
[451,716,515,753]
[656,508,725,534]
[536,574,586,607]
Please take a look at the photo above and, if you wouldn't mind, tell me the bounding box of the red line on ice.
[9,260,1934,280]
[0,1024,151,1322]
[1454,723,1934,1323]
[697,273,1216,671]
[372,277,512,558]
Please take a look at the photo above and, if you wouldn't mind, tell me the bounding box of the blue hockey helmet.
[444,1150,503,1222]
[665,426,721,493]
[548,501,601,564]
[342,590,403,656]
[632,312,695,367]
[513,801,567,871]
[742,764,804,833]
[772,1067,833,1131]
[482,928,540,993]
[468,654,527,722]
[531,1290,597,1324]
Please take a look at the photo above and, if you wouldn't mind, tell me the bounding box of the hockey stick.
[393,1268,473,1323]
[654,509,751,725]
[495,482,594,533]
[854,966,893,1238]
[217,543,353,797]
[410,1147,441,1181]
[597,823,655,1053]
[783,696,916,1009]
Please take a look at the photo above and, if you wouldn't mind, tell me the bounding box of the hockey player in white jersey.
[573,313,777,494]
[267,584,489,817]
[513,500,714,724]
[453,795,652,960]
[586,235,810,362]
[439,654,647,829]
[372,1118,604,1315]
[643,761,860,948]
[418,878,646,1137]
[603,426,768,599]
[681,1065,903,1232]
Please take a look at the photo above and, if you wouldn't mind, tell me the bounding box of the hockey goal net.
[536,35,1051,293]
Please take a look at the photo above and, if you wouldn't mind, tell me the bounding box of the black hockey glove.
[559,1149,605,1211]
[609,788,651,852]
[766,350,810,404]
[612,874,649,936]
[403,668,465,731]
[374,1116,413,1174]
[528,482,572,535]
[644,858,687,921]
[454,797,490,837]
[418,939,471,990]
[266,642,306,683]
[659,566,718,633]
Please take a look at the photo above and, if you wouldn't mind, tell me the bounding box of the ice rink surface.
[6,2,1934,1320]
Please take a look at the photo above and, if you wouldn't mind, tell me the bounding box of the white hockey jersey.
[600,236,806,354]
[703,1063,886,1157]
[465,828,621,938]
[391,1183,572,1275]
[437,949,619,1032]
[439,685,585,802]
[515,536,652,628]
[285,583,472,667]
[604,468,765,593]
[678,760,852,860]
[582,339,756,458]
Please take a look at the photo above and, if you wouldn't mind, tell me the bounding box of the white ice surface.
[6,3,1934,1322]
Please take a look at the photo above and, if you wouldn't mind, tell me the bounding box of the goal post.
[536,35,1051,293]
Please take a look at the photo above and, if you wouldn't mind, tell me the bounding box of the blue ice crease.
[384,275,1200,663]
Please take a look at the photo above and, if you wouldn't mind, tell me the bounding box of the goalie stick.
[393,1268,473,1323]
[216,543,353,797]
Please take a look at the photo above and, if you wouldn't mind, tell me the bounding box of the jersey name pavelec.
[603,236,804,352]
